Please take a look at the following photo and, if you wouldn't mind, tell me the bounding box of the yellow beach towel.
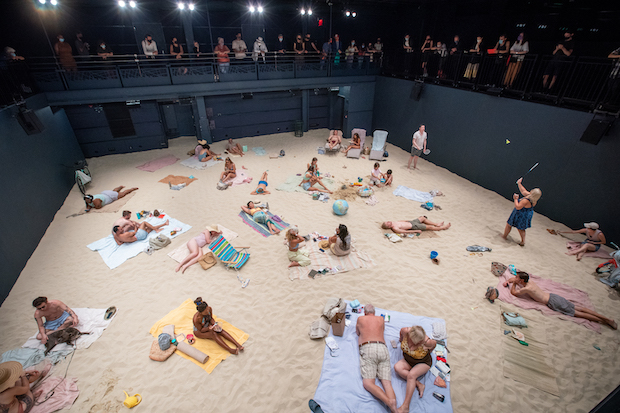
[149,298,249,374]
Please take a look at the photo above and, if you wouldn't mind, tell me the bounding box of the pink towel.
[31,377,79,413]
[496,270,601,333]
[136,155,179,172]
[566,241,612,259]
[230,171,253,186]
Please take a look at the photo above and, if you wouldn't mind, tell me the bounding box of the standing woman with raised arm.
[501,178,542,246]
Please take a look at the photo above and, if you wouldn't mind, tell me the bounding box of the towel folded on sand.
[495,270,601,332]
[314,303,452,413]
[149,299,249,374]
[252,147,266,156]
[276,175,337,193]
[288,243,376,281]
[159,175,198,187]
[68,192,136,217]
[167,225,238,263]
[566,241,613,259]
[180,156,223,170]
[2,348,73,369]
[87,215,191,269]
[136,155,179,172]
[23,307,117,351]
[239,211,289,237]
[229,171,253,186]
[393,185,434,203]
[31,376,79,413]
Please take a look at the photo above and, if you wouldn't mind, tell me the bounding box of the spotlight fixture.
[50,0,57,4]
[345,10,350,17]
[301,8,306,15]
[129,0,136,7]
[178,2,185,9]
[257,5,263,12]
[307,8,312,15]
[188,2,194,10]
[118,0,126,6]
[249,5,255,12]
[351,11,356,17]
[38,0,46,3]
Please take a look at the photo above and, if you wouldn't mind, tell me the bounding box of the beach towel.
[288,242,376,281]
[276,175,337,193]
[393,185,434,203]
[136,155,179,172]
[87,215,191,269]
[496,269,601,332]
[167,225,238,263]
[229,170,253,186]
[158,175,198,187]
[180,156,223,170]
[566,241,614,259]
[1,348,73,369]
[500,305,559,396]
[313,303,452,413]
[238,211,290,237]
[251,147,266,156]
[22,307,117,351]
[67,191,136,218]
[149,299,249,374]
[31,376,79,413]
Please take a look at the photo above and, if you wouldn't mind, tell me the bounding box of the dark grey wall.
[0,100,84,304]
[373,77,620,243]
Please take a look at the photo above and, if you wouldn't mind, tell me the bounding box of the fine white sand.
[0,130,618,412]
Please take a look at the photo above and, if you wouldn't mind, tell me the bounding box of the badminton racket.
[516,162,539,183]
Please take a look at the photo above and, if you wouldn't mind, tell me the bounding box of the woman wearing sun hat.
[0,361,39,413]
[560,222,606,261]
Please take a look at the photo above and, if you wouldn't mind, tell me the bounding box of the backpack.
[149,234,171,250]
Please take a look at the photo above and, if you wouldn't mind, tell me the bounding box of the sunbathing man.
[344,132,361,155]
[251,171,271,195]
[33,297,79,345]
[300,165,332,193]
[241,202,280,234]
[356,304,398,413]
[112,219,169,245]
[382,217,451,234]
[225,138,244,156]
[84,186,138,211]
[112,210,138,233]
[494,272,617,329]
[327,130,342,150]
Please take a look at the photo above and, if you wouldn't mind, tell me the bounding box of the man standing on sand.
[356,304,398,413]
[495,272,617,329]
[408,125,427,170]
[382,217,451,234]
[112,219,169,245]
[33,297,79,345]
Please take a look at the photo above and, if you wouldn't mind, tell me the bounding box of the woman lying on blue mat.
[241,201,280,235]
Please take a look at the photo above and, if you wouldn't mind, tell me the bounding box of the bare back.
[356,315,385,345]
[519,280,550,304]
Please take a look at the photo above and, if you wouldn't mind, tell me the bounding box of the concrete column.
[192,97,212,143]
[302,89,310,132]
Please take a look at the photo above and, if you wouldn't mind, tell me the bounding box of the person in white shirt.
[232,33,247,60]
[370,162,385,186]
[408,125,427,170]
[252,37,268,62]
[141,34,158,57]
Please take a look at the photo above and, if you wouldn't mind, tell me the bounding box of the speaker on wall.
[410,80,424,101]
[15,109,44,135]
[580,114,614,145]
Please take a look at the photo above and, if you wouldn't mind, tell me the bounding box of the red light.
[318,18,323,26]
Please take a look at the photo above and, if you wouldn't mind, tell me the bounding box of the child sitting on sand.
[286,227,310,267]
[384,169,393,186]
[370,162,384,186]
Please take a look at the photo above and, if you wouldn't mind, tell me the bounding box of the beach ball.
[332,199,349,216]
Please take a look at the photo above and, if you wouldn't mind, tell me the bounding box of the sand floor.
[0,130,618,412]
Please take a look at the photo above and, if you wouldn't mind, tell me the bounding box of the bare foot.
[416,381,425,398]
[576,256,582,261]
[288,262,300,268]
[386,398,397,413]
[156,220,170,232]
[231,347,239,355]
[397,403,409,413]
[609,320,618,330]
[175,264,182,273]
[519,242,525,247]
[238,345,244,351]
[181,265,189,274]
[25,371,41,383]
[501,235,508,240]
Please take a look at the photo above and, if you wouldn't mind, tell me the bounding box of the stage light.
[351,11,356,17]
[301,8,306,15]
[50,0,57,4]
[38,0,46,4]
[188,2,194,10]
[345,10,350,17]
[249,5,255,12]
[257,5,263,12]
[308,9,312,15]
[129,0,136,7]
[118,0,126,6]
[178,2,185,9]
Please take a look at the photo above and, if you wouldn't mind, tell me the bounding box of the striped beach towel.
[288,242,376,281]
[238,211,290,237]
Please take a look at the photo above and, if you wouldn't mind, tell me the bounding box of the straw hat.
[584,222,599,230]
[197,139,207,145]
[0,361,23,393]
[205,225,219,233]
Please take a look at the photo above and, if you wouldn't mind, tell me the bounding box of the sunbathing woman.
[299,165,332,193]
[286,227,310,267]
[175,226,222,273]
[195,142,219,163]
[394,326,436,412]
[561,222,606,261]
[344,132,361,155]
[241,202,280,234]
[220,157,237,183]
[251,171,270,195]
[327,130,342,150]
[193,297,243,355]
[84,186,138,211]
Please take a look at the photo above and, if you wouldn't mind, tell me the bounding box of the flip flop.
[238,276,250,288]
[104,306,117,320]
[308,399,325,413]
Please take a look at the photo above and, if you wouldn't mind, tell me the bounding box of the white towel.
[393,185,434,203]
[180,156,222,170]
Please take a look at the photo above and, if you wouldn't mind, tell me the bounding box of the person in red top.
[214,37,230,73]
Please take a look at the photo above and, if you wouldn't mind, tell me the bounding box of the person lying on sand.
[84,186,138,211]
[193,297,244,355]
[175,226,222,274]
[33,297,79,344]
[241,202,280,234]
[0,361,43,413]
[251,171,271,195]
[112,219,169,245]
[381,217,451,234]
[225,138,244,156]
[560,222,606,261]
[112,210,138,233]
[489,271,617,329]
[300,165,332,193]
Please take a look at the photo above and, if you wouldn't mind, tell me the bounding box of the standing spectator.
[170,37,184,59]
[74,32,90,56]
[602,47,620,106]
[504,32,529,88]
[252,37,268,62]
[294,34,305,64]
[3,47,24,62]
[357,43,366,68]
[275,34,286,54]
[407,125,427,170]
[366,43,376,64]
[542,31,574,91]
[345,40,358,68]
[214,37,230,74]
[333,34,343,65]
[321,37,332,69]
[192,41,200,56]
[420,35,433,77]
[491,34,510,86]
[1,47,31,100]
[435,41,448,78]
[304,34,319,56]
[464,36,483,80]
[232,33,247,61]
[141,34,158,58]
[54,34,77,71]
[374,38,383,53]
[403,34,413,73]
[96,40,113,59]
[449,35,462,55]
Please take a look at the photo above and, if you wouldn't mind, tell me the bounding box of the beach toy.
[423,149,431,155]
[332,200,349,216]
[123,391,142,408]
[186,334,195,345]
[430,251,439,264]
[312,193,320,200]
[357,177,363,183]
[426,201,433,208]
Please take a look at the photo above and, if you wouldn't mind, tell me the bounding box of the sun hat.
[485,287,499,303]
[0,361,23,393]
[584,222,599,230]
[197,139,207,145]
[205,225,219,232]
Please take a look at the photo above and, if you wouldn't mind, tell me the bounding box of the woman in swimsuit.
[561,222,606,261]
[251,171,270,195]
[286,227,310,267]
[196,142,219,163]
[220,157,237,183]
[344,132,361,155]
[192,297,243,355]
[306,157,319,176]
[501,178,542,247]
[394,326,436,412]
[175,227,222,273]
[241,202,280,234]
[299,165,332,193]
[84,186,138,211]
[0,361,41,413]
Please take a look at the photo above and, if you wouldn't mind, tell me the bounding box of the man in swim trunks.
[251,171,271,195]
[381,217,451,234]
[241,202,280,235]
[355,304,397,413]
[112,210,138,233]
[33,297,79,345]
[225,138,244,156]
[84,186,138,211]
[112,219,169,245]
[500,272,617,329]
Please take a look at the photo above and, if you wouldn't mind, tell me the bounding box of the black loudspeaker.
[15,109,44,135]
[410,80,424,101]
[580,114,614,145]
